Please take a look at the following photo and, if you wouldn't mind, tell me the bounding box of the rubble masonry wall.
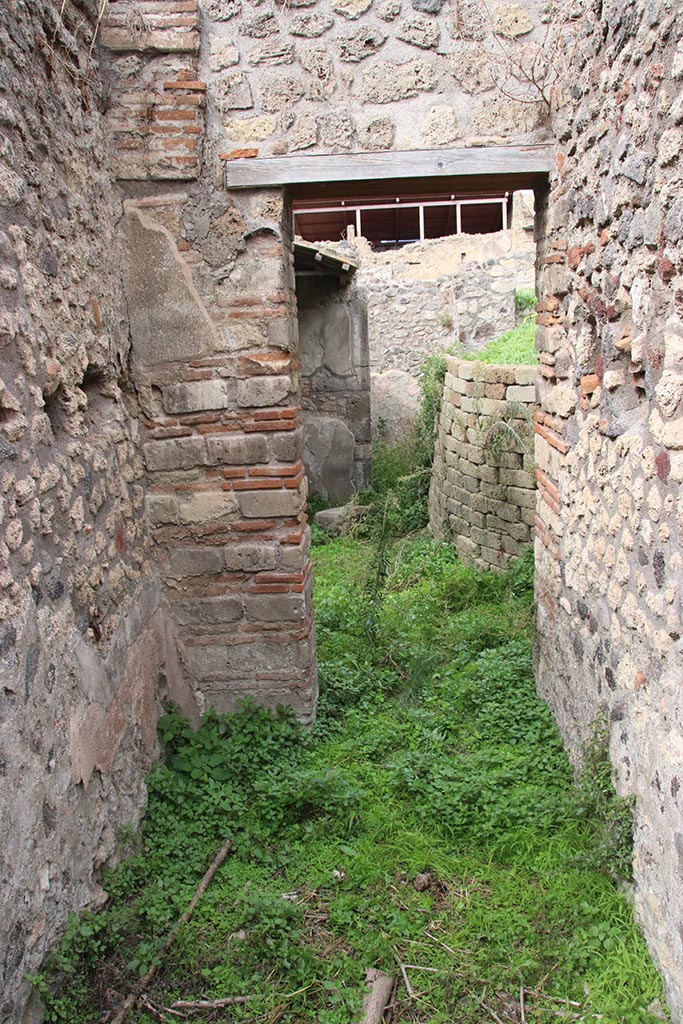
[535,1,683,1016]
[356,203,536,377]
[0,3,199,1019]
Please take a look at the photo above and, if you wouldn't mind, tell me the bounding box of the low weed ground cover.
[458,321,538,365]
[37,538,666,1024]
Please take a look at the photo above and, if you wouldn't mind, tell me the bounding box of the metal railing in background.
[293,193,510,243]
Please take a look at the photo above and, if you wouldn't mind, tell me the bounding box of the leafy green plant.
[515,287,537,319]
[34,539,665,1024]
[575,717,635,881]
[358,351,449,538]
[461,320,538,364]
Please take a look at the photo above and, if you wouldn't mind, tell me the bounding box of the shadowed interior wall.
[297,275,371,499]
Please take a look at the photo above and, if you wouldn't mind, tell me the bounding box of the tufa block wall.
[429,357,536,568]
[535,0,683,1016]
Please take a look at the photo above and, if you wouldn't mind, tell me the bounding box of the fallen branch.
[522,989,581,1008]
[399,963,415,999]
[520,985,526,1024]
[360,969,395,1024]
[480,1003,505,1024]
[169,996,252,1010]
[383,975,399,1024]
[110,838,233,1024]
[139,995,183,1022]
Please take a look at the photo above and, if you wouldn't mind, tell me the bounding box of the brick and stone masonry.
[123,191,318,722]
[4,0,683,1020]
[99,0,319,720]
[101,1,205,181]
[534,3,683,1017]
[429,357,536,568]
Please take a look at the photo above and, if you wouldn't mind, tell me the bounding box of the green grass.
[35,539,666,1024]
[461,320,538,365]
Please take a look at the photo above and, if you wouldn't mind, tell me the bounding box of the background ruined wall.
[0,2,198,1019]
[535,0,683,1016]
[356,197,535,442]
[357,194,535,377]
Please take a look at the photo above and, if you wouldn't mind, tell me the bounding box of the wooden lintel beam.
[223,145,553,191]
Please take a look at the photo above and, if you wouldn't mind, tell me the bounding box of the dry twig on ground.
[110,839,234,1024]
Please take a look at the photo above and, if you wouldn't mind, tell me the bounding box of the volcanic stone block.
[245,592,307,621]
[207,434,269,464]
[238,488,302,518]
[177,491,238,524]
[237,375,291,407]
[361,58,437,103]
[143,437,209,473]
[173,595,244,625]
[163,379,231,415]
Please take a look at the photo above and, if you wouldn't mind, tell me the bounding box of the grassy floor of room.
[35,535,667,1024]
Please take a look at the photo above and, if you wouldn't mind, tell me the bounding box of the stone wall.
[100,0,319,717]
[201,0,551,157]
[429,357,536,567]
[534,1,683,1017]
[297,275,371,499]
[122,190,317,721]
[358,194,536,375]
[0,3,199,1019]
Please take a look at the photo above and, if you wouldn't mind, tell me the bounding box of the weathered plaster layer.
[297,275,371,499]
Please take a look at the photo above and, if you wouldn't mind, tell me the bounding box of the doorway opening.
[292,182,538,507]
